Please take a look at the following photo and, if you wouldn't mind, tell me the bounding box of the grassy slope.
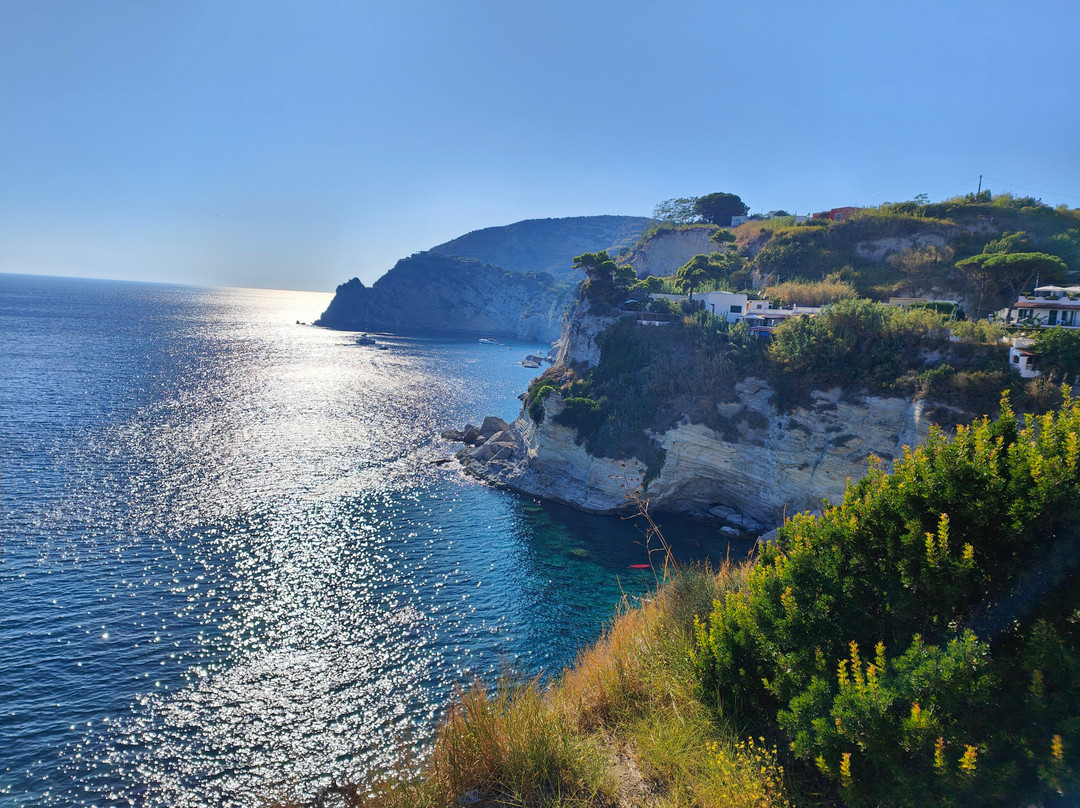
[694,196,1080,307]
[303,557,796,808]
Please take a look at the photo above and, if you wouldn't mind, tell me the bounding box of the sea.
[0,273,745,807]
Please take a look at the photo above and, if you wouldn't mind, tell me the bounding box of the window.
[730,305,742,314]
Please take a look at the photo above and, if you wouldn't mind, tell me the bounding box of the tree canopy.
[1033,328,1080,381]
[710,228,737,247]
[956,250,1067,316]
[674,253,738,299]
[693,192,750,226]
[652,197,701,224]
[573,250,636,308]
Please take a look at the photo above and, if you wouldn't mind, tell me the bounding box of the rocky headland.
[315,252,573,341]
[449,304,933,538]
[316,215,652,339]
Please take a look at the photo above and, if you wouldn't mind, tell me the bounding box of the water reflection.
[0,277,738,806]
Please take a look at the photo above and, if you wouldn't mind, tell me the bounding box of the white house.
[1007,338,1040,378]
[1009,286,1080,328]
[698,291,749,323]
[647,291,820,331]
[649,291,749,324]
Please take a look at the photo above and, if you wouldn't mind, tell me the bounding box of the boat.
[629,564,651,570]
[478,338,498,345]
[354,334,376,345]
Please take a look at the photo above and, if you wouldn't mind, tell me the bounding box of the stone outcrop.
[450,303,935,536]
[454,381,930,534]
[621,225,722,278]
[553,297,620,367]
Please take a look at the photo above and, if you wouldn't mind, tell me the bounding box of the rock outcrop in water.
[315,252,573,342]
[452,305,933,535]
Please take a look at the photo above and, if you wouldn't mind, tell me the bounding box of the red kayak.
[629,564,651,569]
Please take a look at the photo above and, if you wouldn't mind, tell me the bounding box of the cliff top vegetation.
[638,192,1079,318]
[525,293,1062,481]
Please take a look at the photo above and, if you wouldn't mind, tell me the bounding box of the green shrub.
[554,396,603,434]
[693,395,1080,806]
[1033,327,1080,381]
[527,383,557,423]
[766,299,953,402]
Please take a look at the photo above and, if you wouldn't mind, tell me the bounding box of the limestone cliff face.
[460,381,930,529]
[553,297,619,366]
[456,306,934,533]
[316,252,572,342]
[621,226,721,278]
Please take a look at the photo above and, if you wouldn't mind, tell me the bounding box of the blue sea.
[0,274,743,807]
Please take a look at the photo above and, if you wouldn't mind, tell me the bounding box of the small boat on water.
[478,338,498,345]
[354,334,376,345]
[629,564,651,570]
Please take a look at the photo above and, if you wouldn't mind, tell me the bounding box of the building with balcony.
[1009,286,1080,328]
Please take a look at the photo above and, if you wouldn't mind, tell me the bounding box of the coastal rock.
[554,298,620,368]
[458,377,931,530]
[479,416,510,438]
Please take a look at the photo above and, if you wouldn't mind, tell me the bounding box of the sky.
[1,0,1078,292]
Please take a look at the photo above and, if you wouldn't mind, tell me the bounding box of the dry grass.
[285,561,794,808]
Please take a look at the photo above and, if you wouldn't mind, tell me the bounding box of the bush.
[693,395,1080,806]
[527,383,557,423]
[767,299,952,397]
[764,277,859,307]
[1033,327,1080,381]
[554,396,603,434]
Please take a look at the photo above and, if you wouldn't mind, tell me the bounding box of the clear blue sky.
[2,0,1078,291]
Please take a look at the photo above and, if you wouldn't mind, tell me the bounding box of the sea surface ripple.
[0,274,744,807]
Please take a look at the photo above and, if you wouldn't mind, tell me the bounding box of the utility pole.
[977,175,982,195]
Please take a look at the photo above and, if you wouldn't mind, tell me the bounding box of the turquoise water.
[0,274,744,806]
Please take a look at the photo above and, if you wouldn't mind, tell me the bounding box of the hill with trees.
[429,215,650,282]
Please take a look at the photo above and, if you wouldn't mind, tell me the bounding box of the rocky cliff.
[318,215,653,338]
[453,308,933,535]
[620,225,722,278]
[315,252,572,341]
[457,381,930,533]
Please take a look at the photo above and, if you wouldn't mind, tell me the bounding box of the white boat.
[478,338,498,345]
